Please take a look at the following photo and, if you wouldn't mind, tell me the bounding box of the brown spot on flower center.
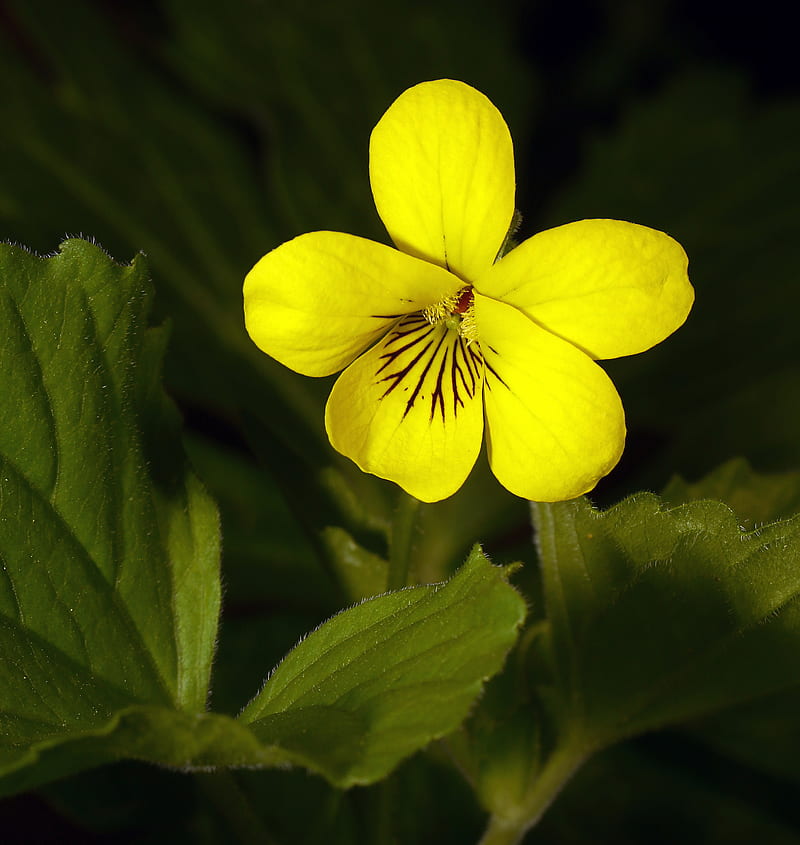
[453,287,474,314]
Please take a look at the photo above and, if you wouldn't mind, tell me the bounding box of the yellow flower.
[244,80,693,503]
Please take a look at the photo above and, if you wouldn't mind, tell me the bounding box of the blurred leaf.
[0,0,536,457]
[546,70,800,490]
[689,687,800,788]
[239,409,391,588]
[211,613,325,720]
[534,739,800,845]
[184,433,335,609]
[240,547,526,787]
[219,753,484,845]
[663,458,800,528]
[321,526,389,601]
[163,0,535,237]
[0,0,326,453]
[413,452,531,584]
[0,239,220,789]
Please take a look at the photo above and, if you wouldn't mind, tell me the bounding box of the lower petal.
[475,295,625,501]
[325,315,485,502]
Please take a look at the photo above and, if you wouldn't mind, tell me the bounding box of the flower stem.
[477,745,587,845]
[387,492,421,590]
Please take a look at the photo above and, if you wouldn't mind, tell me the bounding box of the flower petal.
[244,231,460,376]
[475,220,693,360]
[369,79,515,283]
[475,294,625,501]
[325,315,485,502]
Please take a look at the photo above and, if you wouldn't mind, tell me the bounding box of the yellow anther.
[423,287,477,343]
[423,292,460,325]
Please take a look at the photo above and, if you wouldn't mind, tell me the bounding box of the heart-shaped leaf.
[0,239,221,792]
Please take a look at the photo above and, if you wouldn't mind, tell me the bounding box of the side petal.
[475,294,625,501]
[475,220,694,360]
[369,79,515,283]
[325,314,485,502]
[244,231,460,376]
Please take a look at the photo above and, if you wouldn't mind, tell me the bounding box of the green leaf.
[0,239,220,791]
[239,546,526,787]
[0,305,523,797]
[532,494,800,749]
[0,707,280,798]
[470,492,800,840]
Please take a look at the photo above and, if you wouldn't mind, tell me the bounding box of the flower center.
[423,286,478,343]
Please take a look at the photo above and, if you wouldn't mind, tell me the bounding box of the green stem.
[387,492,421,590]
[477,746,587,845]
[196,770,280,845]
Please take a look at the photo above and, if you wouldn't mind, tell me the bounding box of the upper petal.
[369,79,515,283]
[244,231,460,377]
[475,294,625,501]
[325,315,485,502]
[475,219,693,360]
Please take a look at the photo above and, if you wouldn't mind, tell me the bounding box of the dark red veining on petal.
[375,314,484,422]
[482,344,509,391]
